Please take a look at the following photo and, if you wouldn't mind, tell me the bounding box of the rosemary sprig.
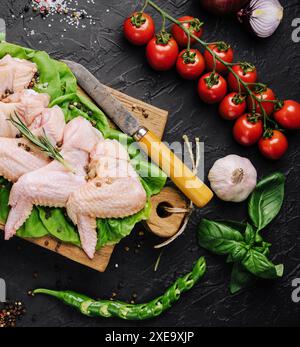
[9,114,75,173]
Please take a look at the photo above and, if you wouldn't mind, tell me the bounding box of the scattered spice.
[90,119,97,127]
[27,290,34,297]
[32,271,38,279]
[0,301,26,328]
[54,241,62,252]
[131,105,149,118]
[26,0,96,31]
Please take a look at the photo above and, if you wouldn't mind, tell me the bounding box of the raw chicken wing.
[4,89,50,125]
[0,105,65,180]
[67,139,147,259]
[30,105,66,145]
[0,138,50,182]
[0,55,37,94]
[0,101,25,138]
[0,65,13,100]
[4,117,102,242]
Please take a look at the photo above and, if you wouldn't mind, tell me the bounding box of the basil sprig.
[198,172,285,294]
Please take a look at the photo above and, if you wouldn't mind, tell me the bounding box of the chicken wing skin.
[0,55,37,95]
[0,89,50,138]
[67,139,147,259]
[0,65,13,100]
[0,101,25,138]
[0,138,50,182]
[0,104,65,181]
[4,117,103,243]
[30,106,66,145]
[3,89,50,125]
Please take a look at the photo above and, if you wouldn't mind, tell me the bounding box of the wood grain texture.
[1,85,186,272]
[79,86,168,139]
[145,187,188,238]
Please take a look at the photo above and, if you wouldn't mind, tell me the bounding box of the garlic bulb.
[208,155,257,202]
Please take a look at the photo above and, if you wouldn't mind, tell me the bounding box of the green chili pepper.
[33,257,206,320]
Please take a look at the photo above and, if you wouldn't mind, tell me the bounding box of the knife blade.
[63,59,213,208]
[62,59,141,137]
[0,18,6,42]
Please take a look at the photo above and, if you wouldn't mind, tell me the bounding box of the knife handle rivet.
[133,127,149,141]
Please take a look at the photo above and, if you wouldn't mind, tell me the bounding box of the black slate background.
[0,0,299,327]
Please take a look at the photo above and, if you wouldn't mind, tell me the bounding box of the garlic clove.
[208,154,257,203]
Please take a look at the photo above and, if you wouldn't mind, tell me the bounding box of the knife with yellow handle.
[63,60,213,208]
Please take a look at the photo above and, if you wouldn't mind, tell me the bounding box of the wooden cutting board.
[0,86,188,272]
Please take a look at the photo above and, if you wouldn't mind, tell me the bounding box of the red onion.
[237,0,284,38]
[200,0,250,16]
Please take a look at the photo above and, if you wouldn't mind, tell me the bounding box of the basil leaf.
[230,244,248,262]
[242,249,284,279]
[218,220,247,234]
[253,241,272,256]
[244,223,256,245]
[248,172,285,231]
[255,233,263,243]
[198,219,245,256]
[230,263,256,294]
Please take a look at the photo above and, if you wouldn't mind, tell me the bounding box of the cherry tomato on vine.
[146,32,179,71]
[171,16,204,47]
[274,100,300,130]
[247,86,276,116]
[204,42,234,74]
[176,49,206,80]
[219,93,247,120]
[198,72,227,104]
[233,113,263,146]
[123,12,155,46]
[258,130,288,160]
[227,63,258,92]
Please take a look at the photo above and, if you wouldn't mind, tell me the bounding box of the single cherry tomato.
[233,113,263,146]
[219,93,247,120]
[274,100,300,130]
[227,63,258,92]
[123,12,155,46]
[171,16,204,47]
[204,42,234,74]
[247,86,276,116]
[146,32,179,71]
[198,72,228,104]
[258,130,288,160]
[176,49,206,80]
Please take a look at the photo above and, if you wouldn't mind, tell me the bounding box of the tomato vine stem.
[144,0,275,129]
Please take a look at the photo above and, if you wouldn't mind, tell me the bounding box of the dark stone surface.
[0,0,299,327]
